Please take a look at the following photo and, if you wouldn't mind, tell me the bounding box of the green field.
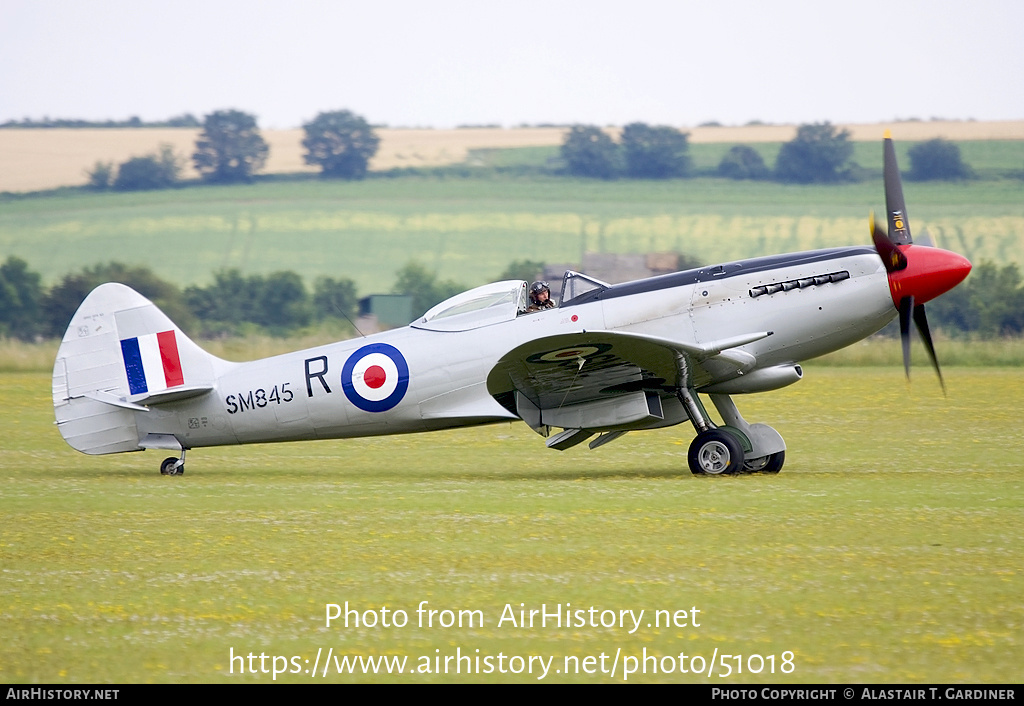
[2,368,1021,683]
[2,153,1022,297]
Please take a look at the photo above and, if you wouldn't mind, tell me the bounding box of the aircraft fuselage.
[132,247,894,450]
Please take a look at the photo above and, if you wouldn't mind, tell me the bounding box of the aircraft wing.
[486,329,771,433]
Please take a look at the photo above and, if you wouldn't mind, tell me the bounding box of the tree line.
[87,109,381,191]
[75,112,979,192]
[561,122,975,183]
[1,255,1021,342]
[0,257,528,341]
[0,258,366,340]
[1,114,202,129]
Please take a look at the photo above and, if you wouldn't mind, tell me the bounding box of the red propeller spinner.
[880,241,972,308]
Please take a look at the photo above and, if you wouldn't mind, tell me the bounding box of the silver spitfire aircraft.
[53,134,972,476]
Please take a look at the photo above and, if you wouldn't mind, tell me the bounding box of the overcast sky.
[2,0,1022,130]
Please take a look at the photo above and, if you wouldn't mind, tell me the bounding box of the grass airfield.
[1,367,1021,683]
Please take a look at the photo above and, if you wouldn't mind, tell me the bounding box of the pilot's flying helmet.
[529,281,550,301]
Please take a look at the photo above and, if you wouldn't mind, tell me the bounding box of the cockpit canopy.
[411,280,528,331]
[559,270,609,306]
[409,272,612,331]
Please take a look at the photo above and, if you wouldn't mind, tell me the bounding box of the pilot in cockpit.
[526,281,555,312]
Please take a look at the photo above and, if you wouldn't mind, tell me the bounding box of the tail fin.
[52,283,221,455]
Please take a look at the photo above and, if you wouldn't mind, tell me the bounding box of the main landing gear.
[688,428,744,475]
[159,449,186,476]
[678,388,786,476]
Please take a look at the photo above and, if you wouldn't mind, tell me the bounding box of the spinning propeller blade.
[912,301,944,393]
[870,131,971,391]
[898,295,914,377]
[883,132,913,246]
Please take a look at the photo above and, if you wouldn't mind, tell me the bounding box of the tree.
[0,256,44,340]
[561,125,620,179]
[313,276,358,321]
[184,269,257,329]
[392,261,463,317]
[113,144,183,191]
[256,271,311,330]
[185,269,313,335]
[302,110,380,179]
[928,261,1024,337]
[621,123,692,178]
[498,259,545,282]
[717,145,770,180]
[114,156,167,191]
[192,110,269,183]
[166,113,201,128]
[85,161,114,190]
[775,122,854,183]
[907,139,972,181]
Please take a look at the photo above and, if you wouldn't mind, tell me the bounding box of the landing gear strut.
[677,386,786,476]
[160,449,186,476]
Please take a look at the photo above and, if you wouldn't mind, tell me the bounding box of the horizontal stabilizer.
[129,385,214,406]
[83,390,149,412]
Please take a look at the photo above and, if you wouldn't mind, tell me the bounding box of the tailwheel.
[742,450,785,475]
[160,456,184,476]
[688,429,744,476]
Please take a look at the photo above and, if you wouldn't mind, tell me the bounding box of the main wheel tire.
[160,457,182,476]
[688,429,744,476]
[742,450,785,474]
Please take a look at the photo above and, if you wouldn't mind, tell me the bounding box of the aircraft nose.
[886,244,972,307]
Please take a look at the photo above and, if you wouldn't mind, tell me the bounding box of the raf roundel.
[526,343,612,365]
[341,343,410,413]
